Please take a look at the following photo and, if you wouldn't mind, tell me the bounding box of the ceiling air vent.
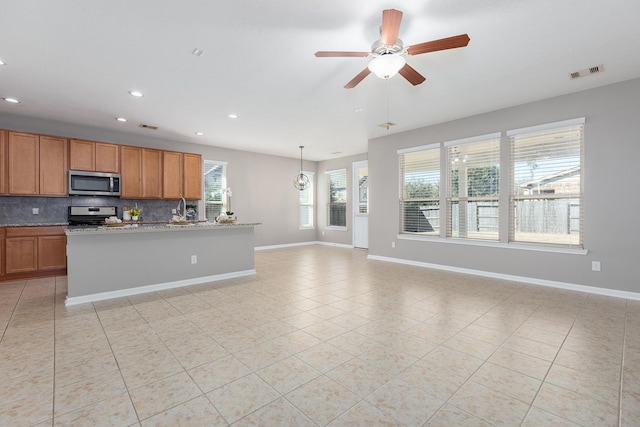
[569,64,604,80]
[139,123,158,130]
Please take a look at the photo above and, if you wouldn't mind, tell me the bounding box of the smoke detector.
[569,64,604,80]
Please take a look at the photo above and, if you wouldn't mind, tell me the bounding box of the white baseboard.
[368,254,640,301]
[255,241,353,251]
[65,269,256,306]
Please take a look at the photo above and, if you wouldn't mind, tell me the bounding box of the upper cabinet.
[70,139,119,173]
[120,146,163,199]
[162,151,183,199]
[142,148,162,199]
[7,132,68,196]
[39,136,68,196]
[183,153,202,200]
[0,130,7,195]
[120,145,142,198]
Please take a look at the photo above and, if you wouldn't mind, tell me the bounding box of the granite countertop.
[1,222,69,227]
[64,222,261,235]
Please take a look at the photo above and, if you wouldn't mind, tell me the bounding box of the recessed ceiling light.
[128,90,144,98]
[195,132,204,136]
[228,114,238,119]
[192,48,204,56]
[116,117,127,122]
[3,97,19,103]
[0,59,6,66]
[354,108,364,113]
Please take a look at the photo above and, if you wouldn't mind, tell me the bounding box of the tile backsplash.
[0,196,198,225]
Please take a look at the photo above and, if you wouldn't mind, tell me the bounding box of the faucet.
[176,197,186,221]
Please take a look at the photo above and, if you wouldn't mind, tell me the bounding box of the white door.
[353,161,369,248]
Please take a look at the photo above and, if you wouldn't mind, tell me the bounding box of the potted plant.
[129,207,142,221]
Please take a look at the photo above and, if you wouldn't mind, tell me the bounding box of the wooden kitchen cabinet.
[70,139,119,173]
[120,145,142,198]
[142,148,162,199]
[183,153,202,200]
[3,226,66,277]
[8,132,39,195]
[162,151,183,199]
[38,235,67,270]
[39,135,68,196]
[120,146,162,199]
[0,130,7,195]
[5,237,38,274]
[7,132,67,196]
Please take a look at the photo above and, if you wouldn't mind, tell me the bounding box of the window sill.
[326,226,348,231]
[396,234,588,255]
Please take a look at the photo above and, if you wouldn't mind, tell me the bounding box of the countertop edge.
[64,222,261,235]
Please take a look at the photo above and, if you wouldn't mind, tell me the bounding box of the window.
[399,144,440,236]
[203,160,227,221]
[299,172,314,228]
[327,169,347,227]
[446,133,501,241]
[508,118,584,248]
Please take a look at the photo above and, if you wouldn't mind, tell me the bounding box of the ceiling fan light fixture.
[368,54,406,79]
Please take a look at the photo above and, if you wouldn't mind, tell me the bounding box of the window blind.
[446,135,501,240]
[399,145,440,235]
[509,121,584,248]
[327,169,347,227]
[299,172,314,228]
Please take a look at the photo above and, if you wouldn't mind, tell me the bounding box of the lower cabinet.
[2,226,67,278]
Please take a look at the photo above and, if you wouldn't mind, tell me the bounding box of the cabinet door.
[95,142,119,173]
[183,153,202,200]
[142,148,162,199]
[8,132,39,195]
[39,136,68,196]
[37,235,67,270]
[162,151,183,199]
[0,130,7,195]
[120,146,142,198]
[69,139,96,171]
[5,237,37,273]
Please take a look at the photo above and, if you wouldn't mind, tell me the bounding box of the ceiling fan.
[315,9,470,89]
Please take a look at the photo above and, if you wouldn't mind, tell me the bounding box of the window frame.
[326,168,347,229]
[298,171,315,229]
[398,143,441,237]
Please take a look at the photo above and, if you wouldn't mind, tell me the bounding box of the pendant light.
[293,146,310,190]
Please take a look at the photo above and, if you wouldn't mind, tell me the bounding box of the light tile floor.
[1,245,639,426]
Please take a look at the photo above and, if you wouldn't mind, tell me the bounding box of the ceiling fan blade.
[407,34,471,56]
[315,51,369,58]
[344,68,371,89]
[381,9,403,46]
[398,64,426,86]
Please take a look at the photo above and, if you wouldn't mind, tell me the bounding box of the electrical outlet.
[592,261,601,272]
[32,208,39,215]
[191,255,197,264]
[172,209,177,214]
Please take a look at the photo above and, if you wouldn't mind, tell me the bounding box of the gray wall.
[317,153,368,246]
[368,78,640,294]
[0,115,317,247]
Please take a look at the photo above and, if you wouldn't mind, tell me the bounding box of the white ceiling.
[1,1,639,161]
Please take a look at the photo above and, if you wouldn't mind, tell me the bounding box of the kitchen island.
[64,222,260,305]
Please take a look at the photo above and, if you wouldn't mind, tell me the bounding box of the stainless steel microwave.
[68,170,121,196]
